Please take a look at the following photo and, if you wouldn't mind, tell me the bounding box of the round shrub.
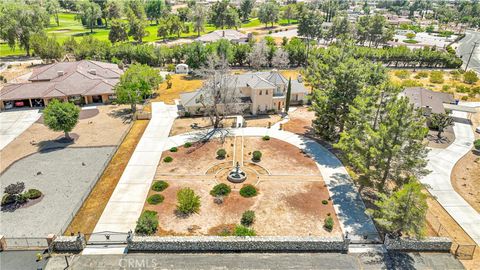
[170,147,178,152]
[430,71,444,84]
[464,70,479,84]
[147,194,164,205]
[135,210,158,235]
[322,200,328,205]
[262,135,270,141]
[1,194,15,206]
[234,225,256,236]
[152,180,169,192]
[324,216,334,232]
[252,151,262,161]
[474,139,480,150]
[163,156,173,163]
[184,142,192,148]
[25,189,42,200]
[241,210,255,226]
[176,188,201,215]
[216,148,226,159]
[240,184,257,198]
[210,183,231,197]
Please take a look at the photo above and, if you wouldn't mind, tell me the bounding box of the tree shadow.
[426,134,450,144]
[108,108,133,123]
[35,134,77,153]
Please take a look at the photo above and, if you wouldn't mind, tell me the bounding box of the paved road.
[0,108,41,150]
[164,127,379,243]
[84,102,178,254]
[420,105,480,245]
[457,30,480,73]
[44,252,464,270]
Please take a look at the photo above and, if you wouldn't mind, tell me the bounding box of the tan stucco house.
[0,60,123,110]
[179,70,309,116]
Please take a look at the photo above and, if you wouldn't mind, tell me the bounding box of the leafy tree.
[168,14,184,38]
[210,0,231,29]
[248,41,269,70]
[192,4,207,37]
[43,99,80,140]
[146,0,166,25]
[327,16,351,43]
[368,14,394,47]
[105,0,122,22]
[372,181,428,239]
[126,0,147,42]
[282,4,297,25]
[185,41,209,69]
[429,113,453,139]
[284,37,306,66]
[355,15,370,45]
[157,18,170,41]
[271,48,289,68]
[297,10,323,59]
[232,43,251,66]
[258,0,280,27]
[74,36,111,60]
[176,187,201,215]
[45,0,61,26]
[0,2,49,56]
[225,6,241,29]
[76,0,102,33]
[109,19,129,44]
[114,64,162,113]
[285,78,292,113]
[30,33,64,62]
[177,7,191,23]
[240,0,255,22]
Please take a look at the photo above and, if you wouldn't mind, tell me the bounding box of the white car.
[476,126,480,133]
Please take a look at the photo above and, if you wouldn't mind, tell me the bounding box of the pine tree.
[285,78,292,113]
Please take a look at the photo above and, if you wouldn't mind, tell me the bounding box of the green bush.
[163,156,173,163]
[474,139,480,150]
[16,194,27,204]
[464,70,479,84]
[442,85,451,92]
[322,200,328,205]
[216,148,226,159]
[403,39,419,44]
[430,71,444,84]
[324,216,334,232]
[405,32,416,40]
[241,210,255,226]
[401,79,423,87]
[394,70,410,79]
[147,194,165,205]
[184,142,192,148]
[210,183,231,197]
[1,194,15,205]
[414,71,429,78]
[240,184,257,198]
[152,181,169,192]
[461,96,469,101]
[262,135,270,141]
[170,147,178,152]
[25,189,42,200]
[135,210,158,235]
[252,151,262,161]
[234,225,256,236]
[176,188,201,215]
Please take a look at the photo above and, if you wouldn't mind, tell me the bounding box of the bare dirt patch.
[243,137,319,175]
[425,125,455,149]
[283,106,315,136]
[169,117,236,136]
[152,74,204,105]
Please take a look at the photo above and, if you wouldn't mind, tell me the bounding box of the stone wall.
[128,236,348,252]
[384,236,452,252]
[53,235,86,252]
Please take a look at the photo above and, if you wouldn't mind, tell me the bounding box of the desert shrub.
[414,71,429,79]
[241,210,255,226]
[147,194,164,205]
[464,70,479,84]
[234,225,256,236]
[401,79,423,87]
[472,86,480,95]
[152,180,169,192]
[456,85,471,93]
[184,142,192,148]
[240,184,257,198]
[170,147,178,152]
[252,151,262,161]
[135,210,158,235]
[176,188,201,215]
[442,85,451,92]
[16,194,28,204]
[450,69,462,80]
[25,189,42,200]
[163,156,173,162]
[166,63,175,72]
[1,194,15,205]
[394,70,410,79]
[430,71,444,84]
[322,200,328,205]
[461,96,469,101]
[210,183,231,197]
[474,139,480,150]
[324,216,334,232]
[406,32,416,39]
[262,135,270,141]
[216,148,226,159]
[4,182,25,196]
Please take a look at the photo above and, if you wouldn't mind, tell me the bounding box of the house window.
[259,90,262,95]
[266,90,269,95]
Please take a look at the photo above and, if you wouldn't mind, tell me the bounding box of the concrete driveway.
[0,109,41,150]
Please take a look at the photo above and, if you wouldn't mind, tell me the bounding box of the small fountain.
[227,162,247,183]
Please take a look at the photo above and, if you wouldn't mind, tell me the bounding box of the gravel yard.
[0,147,114,238]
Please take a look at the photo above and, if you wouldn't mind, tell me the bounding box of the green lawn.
[1,13,298,57]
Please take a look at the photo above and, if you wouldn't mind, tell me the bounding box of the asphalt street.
[457,30,480,73]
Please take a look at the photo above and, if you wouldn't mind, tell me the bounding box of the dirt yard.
[283,106,315,136]
[426,125,455,149]
[0,105,131,172]
[152,74,204,105]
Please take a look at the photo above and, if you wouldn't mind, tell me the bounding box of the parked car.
[14,101,25,107]
[4,101,13,109]
[476,126,480,133]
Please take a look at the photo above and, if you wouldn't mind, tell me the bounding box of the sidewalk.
[83,103,177,254]
[421,109,480,245]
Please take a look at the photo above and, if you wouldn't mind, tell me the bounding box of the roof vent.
[57,70,64,76]
[88,69,97,75]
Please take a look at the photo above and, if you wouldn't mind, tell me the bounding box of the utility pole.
[464,41,479,71]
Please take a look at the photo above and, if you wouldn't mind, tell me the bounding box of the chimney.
[297,74,303,83]
[88,69,96,75]
[57,70,64,77]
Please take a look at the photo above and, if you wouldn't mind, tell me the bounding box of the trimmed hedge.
[262,135,270,141]
[147,194,165,205]
[25,189,42,200]
[170,147,178,152]
[240,184,257,198]
[184,142,192,148]
[152,181,169,192]
[163,156,173,163]
[210,183,231,197]
[252,151,262,161]
[216,149,227,159]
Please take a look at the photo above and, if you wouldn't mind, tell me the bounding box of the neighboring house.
[195,30,249,44]
[180,70,309,116]
[0,60,123,110]
[401,87,455,116]
[175,64,189,74]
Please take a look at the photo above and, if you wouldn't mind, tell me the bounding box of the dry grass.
[152,74,204,105]
[64,119,149,236]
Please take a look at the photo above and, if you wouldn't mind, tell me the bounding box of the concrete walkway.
[421,106,480,245]
[0,108,41,150]
[84,102,178,254]
[163,127,379,242]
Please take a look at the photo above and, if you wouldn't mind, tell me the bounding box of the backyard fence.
[4,237,48,250]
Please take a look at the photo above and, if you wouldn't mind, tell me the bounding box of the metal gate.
[85,231,130,245]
